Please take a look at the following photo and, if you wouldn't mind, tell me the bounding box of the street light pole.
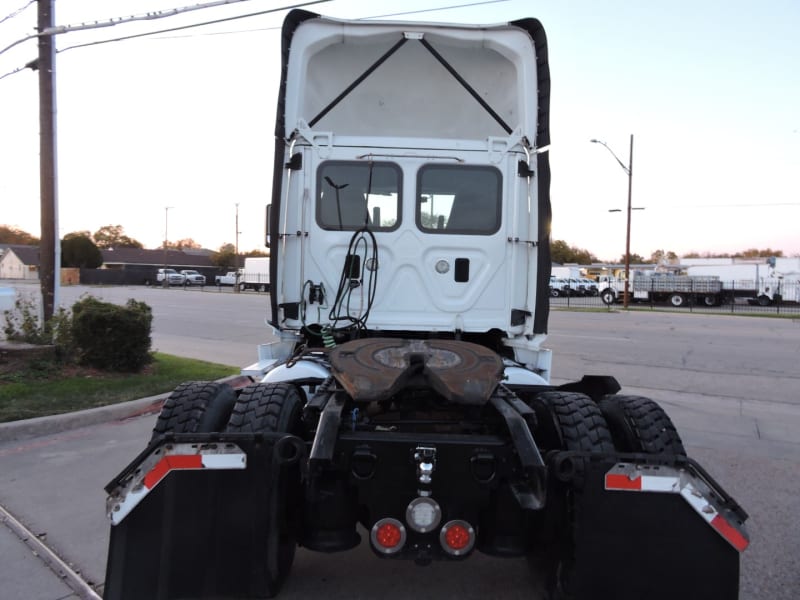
[234,203,240,293]
[591,134,634,308]
[163,206,173,287]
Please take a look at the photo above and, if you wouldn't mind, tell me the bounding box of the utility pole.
[234,203,240,293]
[591,134,637,308]
[623,134,634,309]
[38,0,59,323]
[163,207,173,287]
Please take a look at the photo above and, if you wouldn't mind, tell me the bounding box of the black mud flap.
[103,433,304,600]
[567,454,748,600]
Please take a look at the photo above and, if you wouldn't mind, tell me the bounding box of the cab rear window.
[416,165,502,234]
[317,161,401,231]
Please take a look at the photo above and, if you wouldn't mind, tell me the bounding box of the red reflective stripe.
[606,473,642,490]
[711,514,749,552]
[143,455,204,489]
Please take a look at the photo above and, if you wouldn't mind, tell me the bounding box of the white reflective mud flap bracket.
[604,462,749,552]
[565,457,746,600]
[107,442,247,525]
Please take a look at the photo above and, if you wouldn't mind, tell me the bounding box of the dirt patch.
[0,342,56,378]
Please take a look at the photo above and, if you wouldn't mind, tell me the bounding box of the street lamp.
[591,135,634,307]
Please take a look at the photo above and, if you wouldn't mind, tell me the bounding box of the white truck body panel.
[685,264,767,291]
[269,14,552,377]
[243,257,270,290]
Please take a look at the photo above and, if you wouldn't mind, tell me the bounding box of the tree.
[682,248,785,259]
[61,234,102,268]
[93,225,143,249]
[733,248,783,258]
[551,240,597,264]
[212,243,237,269]
[650,249,679,265]
[166,238,201,250]
[623,253,646,264]
[63,230,92,240]
[0,225,39,245]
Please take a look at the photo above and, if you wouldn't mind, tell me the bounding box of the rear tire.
[528,392,614,600]
[151,381,236,441]
[669,293,685,307]
[597,395,685,455]
[600,289,615,305]
[226,383,304,597]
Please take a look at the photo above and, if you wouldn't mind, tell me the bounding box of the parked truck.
[103,11,748,600]
[600,270,725,307]
[241,256,270,291]
[214,270,241,286]
[685,262,800,306]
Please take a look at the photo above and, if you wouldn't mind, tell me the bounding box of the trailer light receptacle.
[351,448,377,480]
[470,452,496,483]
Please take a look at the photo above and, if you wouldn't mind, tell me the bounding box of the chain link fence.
[549,278,800,315]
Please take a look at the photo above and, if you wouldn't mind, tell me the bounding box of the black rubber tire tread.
[151,381,236,440]
[535,391,615,453]
[226,382,304,434]
[225,382,304,598]
[597,394,686,456]
[530,391,614,600]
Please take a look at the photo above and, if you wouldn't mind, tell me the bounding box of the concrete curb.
[0,375,251,443]
[0,393,169,443]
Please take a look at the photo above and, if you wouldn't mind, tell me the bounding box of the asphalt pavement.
[1,286,799,599]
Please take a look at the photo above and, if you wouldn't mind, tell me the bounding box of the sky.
[1,0,798,261]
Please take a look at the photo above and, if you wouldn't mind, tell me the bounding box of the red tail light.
[439,520,475,556]
[370,518,406,555]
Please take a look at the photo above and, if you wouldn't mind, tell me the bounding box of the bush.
[3,294,74,357]
[71,297,153,371]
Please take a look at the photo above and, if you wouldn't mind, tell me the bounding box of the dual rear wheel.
[528,391,684,599]
[152,380,304,598]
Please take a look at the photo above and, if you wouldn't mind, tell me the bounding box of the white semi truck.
[103,10,748,600]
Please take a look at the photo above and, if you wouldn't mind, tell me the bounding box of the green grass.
[0,352,238,423]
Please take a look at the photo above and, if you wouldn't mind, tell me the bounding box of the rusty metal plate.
[328,338,503,405]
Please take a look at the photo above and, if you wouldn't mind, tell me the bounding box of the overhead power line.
[118,0,513,40]
[360,0,510,20]
[56,0,331,54]
[0,0,35,26]
[1,0,303,57]
[41,0,260,36]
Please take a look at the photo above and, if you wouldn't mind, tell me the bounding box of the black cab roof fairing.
[269,9,552,335]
